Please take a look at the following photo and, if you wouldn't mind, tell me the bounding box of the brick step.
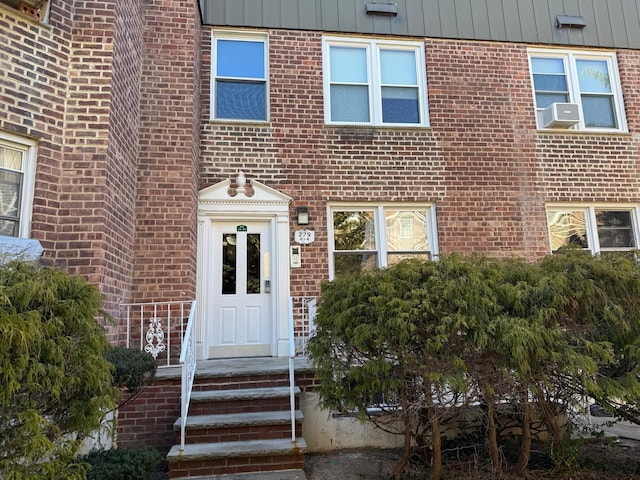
[191,358,293,392]
[193,374,291,391]
[174,410,304,444]
[188,386,300,415]
[167,438,307,478]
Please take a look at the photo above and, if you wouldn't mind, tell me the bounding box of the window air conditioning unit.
[542,102,580,128]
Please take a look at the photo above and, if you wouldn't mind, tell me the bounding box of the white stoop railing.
[288,298,296,442]
[290,296,317,357]
[123,300,196,367]
[179,301,197,451]
[122,299,197,451]
[289,296,318,442]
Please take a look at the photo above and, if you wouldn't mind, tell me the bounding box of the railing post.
[125,305,130,349]
[179,301,197,451]
[288,297,296,443]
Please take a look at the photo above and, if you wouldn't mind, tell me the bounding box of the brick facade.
[5,2,638,343]
[115,377,181,449]
[200,30,640,300]
[0,0,200,341]
[4,0,640,454]
[134,0,201,304]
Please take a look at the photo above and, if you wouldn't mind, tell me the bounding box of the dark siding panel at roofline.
[199,0,640,48]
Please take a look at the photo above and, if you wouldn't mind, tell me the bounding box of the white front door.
[209,221,272,357]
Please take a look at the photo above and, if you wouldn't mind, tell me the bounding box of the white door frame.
[196,173,292,359]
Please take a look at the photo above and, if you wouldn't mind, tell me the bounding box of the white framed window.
[328,203,438,279]
[529,49,627,132]
[546,204,640,254]
[322,36,429,127]
[211,31,268,121]
[0,131,36,238]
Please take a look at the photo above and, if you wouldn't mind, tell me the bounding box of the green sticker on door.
[236,225,247,232]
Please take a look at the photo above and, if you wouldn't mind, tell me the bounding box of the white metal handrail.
[288,297,296,442]
[179,300,197,451]
[290,296,317,357]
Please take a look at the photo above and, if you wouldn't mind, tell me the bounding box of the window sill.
[209,119,271,127]
[536,128,631,137]
[325,123,431,130]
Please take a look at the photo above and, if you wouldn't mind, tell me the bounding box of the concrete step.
[191,386,300,403]
[167,438,307,478]
[175,410,304,430]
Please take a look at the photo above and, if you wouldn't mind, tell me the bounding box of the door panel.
[210,221,272,358]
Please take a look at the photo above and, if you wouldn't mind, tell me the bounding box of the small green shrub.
[105,346,157,393]
[81,447,162,480]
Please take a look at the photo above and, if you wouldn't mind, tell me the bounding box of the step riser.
[189,397,297,415]
[193,375,290,391]
[168,454,304,478]
[177,423,303,444]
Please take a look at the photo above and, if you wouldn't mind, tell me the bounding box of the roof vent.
[365,2,398,16]
[556,15,587,28]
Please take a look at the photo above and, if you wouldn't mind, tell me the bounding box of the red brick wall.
[0,1,143,337]
[200,30,640,299]
[58,0,144,337]
[0,1,73,253]
[133,0,201,304]
[1,0,201,342]
[115,378,181,450]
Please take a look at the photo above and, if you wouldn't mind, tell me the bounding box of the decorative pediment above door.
[199,172,292,214]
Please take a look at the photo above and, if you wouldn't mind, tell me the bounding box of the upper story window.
[0,132,36,238]
[323,37,429,127]
[546,205,639,254]
[529,50,627,132]
[211,31,268,122]
[328,204,438,279]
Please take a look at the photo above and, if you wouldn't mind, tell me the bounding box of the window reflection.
[547,210,588,251]
[596,210,634,249]
[222,234,236,294]
[247,234,261,294]
[333,211,377,276]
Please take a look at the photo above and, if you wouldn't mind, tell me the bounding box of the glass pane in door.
[246,233,261,294]
[222,234,236,294]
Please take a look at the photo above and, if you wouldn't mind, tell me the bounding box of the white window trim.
[322,36,430,127]
[546,203,640,254]
[0,131,36,239]
[528,48,627,133]
[210,30,269,122]
[327,203,439,279]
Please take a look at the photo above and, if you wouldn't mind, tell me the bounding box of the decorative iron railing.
[123,300,196,367]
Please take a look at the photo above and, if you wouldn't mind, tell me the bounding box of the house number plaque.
[294,229,315,245]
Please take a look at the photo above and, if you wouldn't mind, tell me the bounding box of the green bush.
[81,447,162,480]
[106,346,157,393]
[310,251,640,480]
[0,261,117,479]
